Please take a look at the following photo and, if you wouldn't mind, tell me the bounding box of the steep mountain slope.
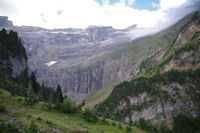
[83,10,200,106]
[95,11,200,124]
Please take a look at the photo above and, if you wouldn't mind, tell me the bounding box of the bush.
[105,120,109,125]
[62,98,76,113]
[24,121,39,133]
[83,108,98,123]
[36,116,42,121]
[24,98,35,106]
[0,105,6,112]
[118,123,122,129]
[0,122,19,133]
[17,98,23,103]
[136,117,156,132]
[126,124,131,132]
[171,114,200,133]
[27,115,32,118]
[46,120,53,125]
[47,102,52,110]
[112,122,116,126]
[101,117,106,123]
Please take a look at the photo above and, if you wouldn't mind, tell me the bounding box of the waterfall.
[87,68,90,94]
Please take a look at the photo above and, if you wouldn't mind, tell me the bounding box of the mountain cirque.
[0,17,138,101]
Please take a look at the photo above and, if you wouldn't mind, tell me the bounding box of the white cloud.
[159,0,188,10]
[0,0,196,30]
[127,0,135,6]
[152,2,160,8]
[102,0,109,5]
[120,0,126,3]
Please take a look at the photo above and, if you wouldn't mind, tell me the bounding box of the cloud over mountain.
[0,0,198,29]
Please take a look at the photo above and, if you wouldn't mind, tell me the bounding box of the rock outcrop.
[10,57,27,78]
[0,16,13,28]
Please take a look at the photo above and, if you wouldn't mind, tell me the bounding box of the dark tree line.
[0,28,27,61]
[135,114,200,133]
[15,69,64,105]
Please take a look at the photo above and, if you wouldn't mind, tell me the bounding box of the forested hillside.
[94,11,200,133]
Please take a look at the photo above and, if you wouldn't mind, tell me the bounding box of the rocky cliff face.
[35,62,104,102]
[0,16,13,28]
[10,57,27,78]
[0,19,132,99]
[123,81,200,123]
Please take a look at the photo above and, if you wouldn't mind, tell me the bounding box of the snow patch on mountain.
[45,61,58,66]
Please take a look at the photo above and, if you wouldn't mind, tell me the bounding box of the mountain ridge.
[94,11,200,128]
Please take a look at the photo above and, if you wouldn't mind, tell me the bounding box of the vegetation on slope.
[84,11,197,109]
[134,114,200,133]
[139,11,200,77]
[94,11,200,133]
[95,69,200,119]
[83,84,114,109]
[0,88,145,133]
[0,28,27,82]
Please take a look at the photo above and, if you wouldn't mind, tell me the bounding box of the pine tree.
[27,80,34,99]
[56,84,63,103]
[49,88,56,103]
[18,83,25,96]
[38,88,44,101]
[30,72,39,93]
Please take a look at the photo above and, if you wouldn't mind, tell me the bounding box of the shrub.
[171,114,200,133]
[83,108,98,123]
[24,121,39,133]
[112,122,116,126]
[136,117,156,132]
[17,98,23,103]
[36,116,42,121]
[46,120,53,125]
[101,117,106,123]
[118,123,122,129]
[47,102,52,110]
[0,105,6,112]
[24,98,35,106]
[27,115,32,118]
[105,120,109,125]
[62,98,76,113]
[126,124,131,132]
[0,122,19,133]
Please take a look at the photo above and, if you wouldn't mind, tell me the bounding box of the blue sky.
[95,0,198,10]
[0,0,198,29]
[96,0,160,10]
